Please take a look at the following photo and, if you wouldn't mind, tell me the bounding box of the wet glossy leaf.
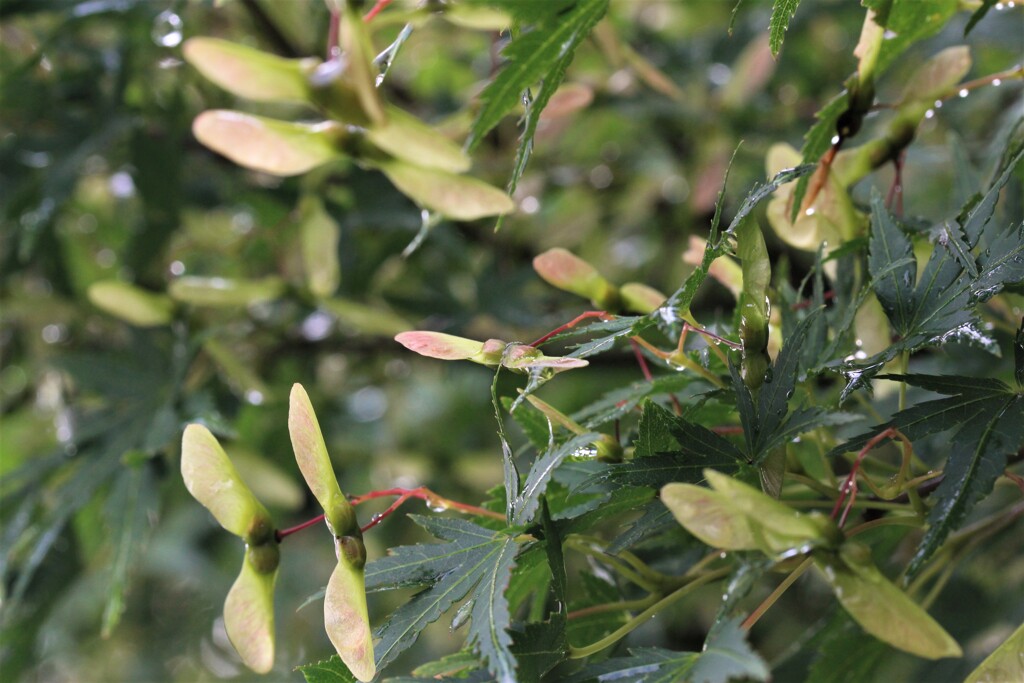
[87,280,174,327]
[180,424,269,538]
[168,274,286,307]
[224,555,278,673]
[768,0,802,56]
[325,558,375,682]
[377,161,514,220]
[813,542,962,660]
[964,620,1024,683]
[183,37,317,103]
[297,655,359,683]
[365,516,520,677]
[288,383,355,535]
[193,110,345,176]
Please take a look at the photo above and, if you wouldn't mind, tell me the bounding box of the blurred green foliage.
[1,1,1022,681]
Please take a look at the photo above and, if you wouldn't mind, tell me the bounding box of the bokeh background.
[2,1,1022,681]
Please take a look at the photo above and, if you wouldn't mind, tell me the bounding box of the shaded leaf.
[297,655,359,683]
[299,196,341,299]
[635,400,681,459]
[87,281,174,327]
[813,542,962,660]
[167,275,286,308]
[513,432,598,525]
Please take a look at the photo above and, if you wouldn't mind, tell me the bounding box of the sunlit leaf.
[87,280,174,327]
[620,282,667,314]
[813,542,962,660]
[366,106,470,173]
[395,331,492,362]
[183,37,318,103]
[325,556,375,682]
[180,424,269,539]
[288,383,355,536]
[193,110,345,176]
[224,555,278,673]
[377,160,515,220]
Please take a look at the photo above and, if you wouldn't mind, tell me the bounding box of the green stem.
[568,568,731,659]
[741,557,813,630]
[567,595,658,621]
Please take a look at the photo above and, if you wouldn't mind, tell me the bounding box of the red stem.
[830,427,903,527]
[326,10,340,60]
[363,0,393,22]
[276,513,326,542]
[530,310,612,347]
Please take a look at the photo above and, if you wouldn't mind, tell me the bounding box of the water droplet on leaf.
[152,10,183,48]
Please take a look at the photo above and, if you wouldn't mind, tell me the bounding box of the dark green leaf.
[635,401,681,459]
[364,516,520,675]
[297,655,359,683]
[964,0,1000,35]
[609,501,676,552]
[513,433,599,525]
[792,91,848,215]
[868,190,916,334]
[1015,321,1024,388]
[564,618,768,683]
[467,0,608,150]
[907,393,1024,576]
[768,0,802,56]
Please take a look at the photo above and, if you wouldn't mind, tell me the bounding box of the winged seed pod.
[287,384,375,682]
[180,424,278,673]
[533,248,621,311]
[661,470,960,660]
[394,331,588,374]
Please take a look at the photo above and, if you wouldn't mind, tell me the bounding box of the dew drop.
[934,100,943,109]
[924,109,935,119]
[425,497,449,513]
[804,207,816,217]
[152,10,183,48]
[958,88,969,98]
[763,368,774,384]
[830,134,841,145]
[992,78,1002,87]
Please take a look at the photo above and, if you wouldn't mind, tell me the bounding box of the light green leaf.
[661,482,758,551]
[321,297,412,337]
[180,424,270,539]
[964,620,1024,683]
[366,105,470,173]
[299,195,341,299]
[193,110,345,176]
[339,1,386,125]
[288,383,356,536]
[182,37,318,103]
[325,555,375,682]
[813,543,962,660]
[224,556,278,673]
[377,160,515,220]
[87,280,175,327]
[736,218,771,391]
[533,248,620,309]
[619,282,667,315]
[168,274,286,307]
[204,338,273,403]
[704,470,833,555]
